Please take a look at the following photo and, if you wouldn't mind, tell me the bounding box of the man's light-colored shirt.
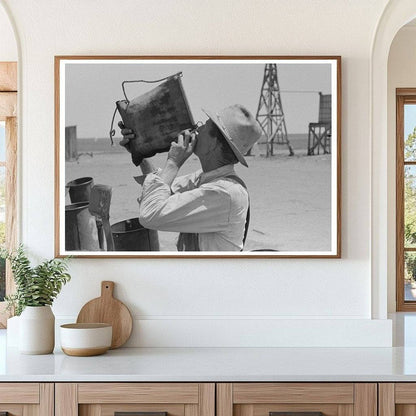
[139,164,248,251]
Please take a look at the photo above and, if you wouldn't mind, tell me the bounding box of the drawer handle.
[270,413,324,416]
[115,412,167,416]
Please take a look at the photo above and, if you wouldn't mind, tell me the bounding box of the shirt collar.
[198,164,236,185]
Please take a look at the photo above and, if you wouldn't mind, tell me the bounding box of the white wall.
[387,25,416,312]
[0,4,17,61]
[0,0,393,346]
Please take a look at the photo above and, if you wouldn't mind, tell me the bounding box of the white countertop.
[2,329,416,382]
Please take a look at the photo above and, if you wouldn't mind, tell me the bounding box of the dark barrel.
[66,177,94,203]
[111,218,159,251]
[65,202,100,251]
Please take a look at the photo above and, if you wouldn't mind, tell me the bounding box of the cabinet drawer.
[217,383,376,416]
[56,383,215,416]
[0,383,53,416]
[0,383,39,404]
[78,383,200,404]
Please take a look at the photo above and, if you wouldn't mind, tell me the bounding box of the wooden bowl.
[60,323,112,356]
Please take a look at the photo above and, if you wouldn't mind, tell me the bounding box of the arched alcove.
[371,0,416,319]
[387,18,416,313]
[0,0,19,327]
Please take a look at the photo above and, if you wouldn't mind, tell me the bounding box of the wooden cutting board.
[76,281,133,349]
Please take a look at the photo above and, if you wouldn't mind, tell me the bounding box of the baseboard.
[56,317,392,347]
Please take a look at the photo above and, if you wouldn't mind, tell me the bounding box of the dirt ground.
[66,140,332,252]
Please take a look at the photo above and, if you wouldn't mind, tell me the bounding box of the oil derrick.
[255,64,294,157]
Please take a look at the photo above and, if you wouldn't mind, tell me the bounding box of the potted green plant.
[1,245,71,354]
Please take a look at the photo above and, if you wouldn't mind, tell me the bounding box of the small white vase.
[19,306,55,354]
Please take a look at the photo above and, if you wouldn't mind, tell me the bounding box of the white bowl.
[60,323,112,356]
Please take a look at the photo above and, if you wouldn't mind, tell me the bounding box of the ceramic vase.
[19,305,55,354]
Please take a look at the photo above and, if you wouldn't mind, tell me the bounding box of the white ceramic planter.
[19,305,55,354]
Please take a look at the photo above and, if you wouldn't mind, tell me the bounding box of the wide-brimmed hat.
[202,104,262,167]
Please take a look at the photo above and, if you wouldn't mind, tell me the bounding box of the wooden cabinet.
[379,383,416,416]
[55,383,215,416]
[217,383,377,416]
[0,381,384,416]
[0,383,53,416]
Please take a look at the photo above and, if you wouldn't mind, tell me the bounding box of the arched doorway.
[0,0,18,327]
[371,0,416,319]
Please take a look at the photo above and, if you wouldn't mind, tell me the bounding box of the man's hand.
[118,121,135,153]
[167,130,197,168]
[119,121,156,174]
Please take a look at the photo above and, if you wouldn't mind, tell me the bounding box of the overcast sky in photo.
[65,61,332,139]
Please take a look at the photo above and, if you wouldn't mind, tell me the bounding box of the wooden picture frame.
[55,56,341,258]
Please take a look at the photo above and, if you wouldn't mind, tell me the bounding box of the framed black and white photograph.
[55,56,341,258]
